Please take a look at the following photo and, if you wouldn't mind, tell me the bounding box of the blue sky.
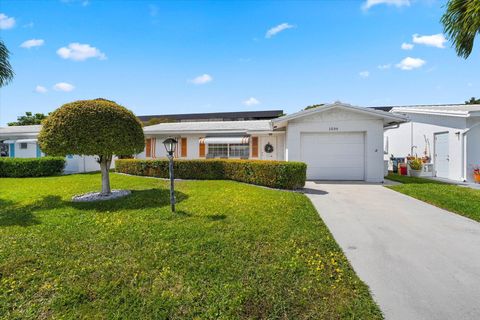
[0,0,478,125]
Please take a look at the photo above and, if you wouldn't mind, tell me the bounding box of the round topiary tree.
[39,98,145,195]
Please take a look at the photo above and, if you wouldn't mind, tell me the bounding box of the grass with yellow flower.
[0,173,382,319]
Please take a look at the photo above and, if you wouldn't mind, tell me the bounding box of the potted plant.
[474,166,480,183]
[408,157,423,177]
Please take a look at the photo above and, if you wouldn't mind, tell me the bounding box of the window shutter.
[252,137,258,158]
[145,138,152,158]
[181,138,187,157]
[199,140,205,157]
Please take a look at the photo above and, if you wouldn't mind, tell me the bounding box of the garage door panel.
[302,132,364,144]
[307,155,364,167]
[302,144,364,158]
[307,167,365,180]
[300,132,365,180]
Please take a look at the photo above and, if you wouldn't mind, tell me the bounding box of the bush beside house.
[115,159,307,190]
[0,157,65,177]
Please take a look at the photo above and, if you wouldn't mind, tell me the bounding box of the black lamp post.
[163,137,178,212]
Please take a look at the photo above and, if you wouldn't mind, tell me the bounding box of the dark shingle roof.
[138,110,284,122]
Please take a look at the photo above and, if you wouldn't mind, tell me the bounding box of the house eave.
[273,101,408,126]
[392,109,471,118]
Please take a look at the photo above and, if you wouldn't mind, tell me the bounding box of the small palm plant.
[409,157,423,177]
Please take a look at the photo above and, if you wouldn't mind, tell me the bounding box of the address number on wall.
[329,127,339,131]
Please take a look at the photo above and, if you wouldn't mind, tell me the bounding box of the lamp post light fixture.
[163,137,178,212]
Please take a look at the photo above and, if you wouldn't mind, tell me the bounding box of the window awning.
[1,139,38,144]
[199,136,250,144]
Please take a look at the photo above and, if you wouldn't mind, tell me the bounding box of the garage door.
[300,132,365,180]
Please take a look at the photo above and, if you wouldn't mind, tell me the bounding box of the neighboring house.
[1,102,406,181]
[142,102,406,182]
[380,104,480,182]
[0,125,100,173]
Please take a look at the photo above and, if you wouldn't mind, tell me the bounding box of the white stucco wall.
[284,108,385,182]
[385,113,469,181]
[466,119,480,182]
[12,142,37,158]
[64,155,113,173]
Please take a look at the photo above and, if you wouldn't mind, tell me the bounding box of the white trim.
[15,139,38,143]
[391,107,480,118]
[273,102,408,125]
[200,136,249,144]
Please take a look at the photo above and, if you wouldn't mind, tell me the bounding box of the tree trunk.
[99,155,112,195]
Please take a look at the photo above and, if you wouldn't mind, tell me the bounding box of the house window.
[229,144,249,158]
[20,143,28,149]
[208,144,228,158]
[207,143,249,159]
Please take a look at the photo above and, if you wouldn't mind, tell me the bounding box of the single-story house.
[1,102,407,181]
[142,102,407,182]
[381,104,480,182]
[0,125,101,173]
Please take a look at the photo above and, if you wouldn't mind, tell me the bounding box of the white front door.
[260,136,277,160]
[434,132,449,179]
[300,132,365,180]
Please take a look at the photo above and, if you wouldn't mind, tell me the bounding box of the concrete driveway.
[304,181,480,320]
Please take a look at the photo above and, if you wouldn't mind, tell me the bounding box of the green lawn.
[0,173,381,319]
[386,173,480,222]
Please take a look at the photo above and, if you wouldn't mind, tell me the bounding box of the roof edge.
[273,102,408,124]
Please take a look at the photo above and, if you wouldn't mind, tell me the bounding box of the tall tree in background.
[0,39,14,87]
[465,97,480,104]
[8,112,49,126]
[442,0,480,59]
[142,117,174,127]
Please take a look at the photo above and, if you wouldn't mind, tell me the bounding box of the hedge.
[0,157,66,178]
[115,159,307,190]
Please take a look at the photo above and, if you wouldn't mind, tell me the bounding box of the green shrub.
[0,157,65,178]
[115,159,306,190]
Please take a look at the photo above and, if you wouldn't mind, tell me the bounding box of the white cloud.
[359,71,370,78]
[362,0,410,10]
[401,42,414,50]
[265,23,294,39]
[23,22,34,28]
[377,64,391,70]
[243,97,260,106]
[412,33,447,48]
[57,43,106,61]
[20,39,45,49]
[189,74,213,85]
[396,57,426,70]
[53,82,75,92]
[0,13,15,29]
[35,85,47,93]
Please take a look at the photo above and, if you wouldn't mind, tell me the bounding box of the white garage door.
[300,132,365,180]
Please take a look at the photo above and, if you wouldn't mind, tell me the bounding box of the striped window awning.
[199,136,250,144]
